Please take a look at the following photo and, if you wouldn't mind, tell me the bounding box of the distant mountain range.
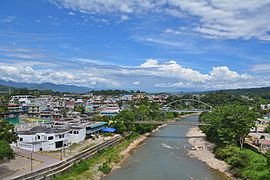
[0,80,91,93]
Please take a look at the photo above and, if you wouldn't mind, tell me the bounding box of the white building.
[10,95,35,104]
[99,104,120,117]
[17,126,69,152]
[261,104,270,110]
[68,127,86,144]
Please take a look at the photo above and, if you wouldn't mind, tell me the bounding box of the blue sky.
[0,0,270,92]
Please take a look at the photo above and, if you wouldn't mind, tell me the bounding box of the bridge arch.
[164,99,213,110]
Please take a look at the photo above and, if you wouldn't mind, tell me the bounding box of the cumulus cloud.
[0,59,265,91]
[133,81,140,85]
[51,0,270,41]
[140,59,158,68]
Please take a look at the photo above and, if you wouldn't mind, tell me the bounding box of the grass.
[79,143,97,153]
[53,133,139,180]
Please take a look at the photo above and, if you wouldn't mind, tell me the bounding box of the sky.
[0,0,270,92]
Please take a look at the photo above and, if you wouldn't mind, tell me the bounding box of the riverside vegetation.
[54,133,139,180]
[200,105,270,179]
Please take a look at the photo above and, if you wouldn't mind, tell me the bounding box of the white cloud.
[134,37,186,47]
[68,11,75,16]
[51,0,270,41]
[140,59,158,68]
[0,16,16,23]
[165,0,270,40]
[0,47,46,59]
[133,81,140,85]
[0,59,267,91]
[121,15,129,21]
[251,63,270,73]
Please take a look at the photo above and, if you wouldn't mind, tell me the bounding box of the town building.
[17,126,69,152]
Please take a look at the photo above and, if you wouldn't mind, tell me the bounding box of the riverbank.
[187,127,234,179]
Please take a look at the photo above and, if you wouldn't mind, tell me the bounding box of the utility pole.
[60,147,63,161]
[30,152,33,171]
[63,145,65,157]
[69,142,72,155]
[31,136,34,171]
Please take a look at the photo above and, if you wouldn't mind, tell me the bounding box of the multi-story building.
[10,95,35,104]
[40,109,52,119]
[17,126,69,152]
[28,103,47,118]
[99,104,120,117]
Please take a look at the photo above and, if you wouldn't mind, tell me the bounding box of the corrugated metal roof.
[87,122,107,129]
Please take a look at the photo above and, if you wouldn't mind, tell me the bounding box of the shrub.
[98,162,111,174]
[73,160,89,174]
[227,151,250,169]
[225,149,269,179]
[214,145,240,161]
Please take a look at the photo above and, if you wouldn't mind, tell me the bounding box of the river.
[104,115,228,180]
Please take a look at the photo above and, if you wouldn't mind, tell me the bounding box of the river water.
[104,115,228,180]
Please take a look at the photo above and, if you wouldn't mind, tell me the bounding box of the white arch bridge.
[124,99,212,126]
[162,99,213,113]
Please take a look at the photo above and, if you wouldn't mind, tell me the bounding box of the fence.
[11,135,124,180]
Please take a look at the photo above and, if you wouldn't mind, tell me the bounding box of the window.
[58,134,64,138]
[19,138,23,141]
[37,135,40,139]
[48,136,53,140]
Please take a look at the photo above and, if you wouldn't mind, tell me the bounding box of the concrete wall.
[68,128,86,144]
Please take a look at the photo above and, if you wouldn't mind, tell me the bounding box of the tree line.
[199,105,270,179]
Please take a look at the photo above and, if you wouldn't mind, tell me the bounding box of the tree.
[265,124,270,133]
[114,110,135,131]
[0,106,8,113]
[0,120,17,143]
[0,140,14,160]
[74,105,84,114]
[61,108,69,118]
[201,105,256,148]
[0,120,17,160]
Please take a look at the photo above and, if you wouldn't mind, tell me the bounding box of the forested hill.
[88,89,135,96]
[198,87,270,106]
[0,85,16,93]
[216,87,270,98]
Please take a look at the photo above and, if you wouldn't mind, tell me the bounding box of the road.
[2,147,60,180]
